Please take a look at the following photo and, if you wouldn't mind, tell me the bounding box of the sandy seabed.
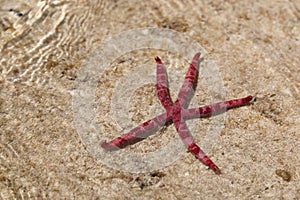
[0,0,299,199]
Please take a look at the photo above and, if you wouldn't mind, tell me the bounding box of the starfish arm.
[172,101,221,174]
[100,113,170,151]
[155,56,174,110]
[182,95,254,119]
[177,52,201,109]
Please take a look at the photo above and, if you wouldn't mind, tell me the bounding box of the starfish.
[101,52,253,174]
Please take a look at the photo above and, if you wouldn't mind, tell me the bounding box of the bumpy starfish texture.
[101,53,253,174]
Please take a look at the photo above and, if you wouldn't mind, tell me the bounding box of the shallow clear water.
[0,0,105,89]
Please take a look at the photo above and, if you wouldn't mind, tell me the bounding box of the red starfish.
[101,52,253,174]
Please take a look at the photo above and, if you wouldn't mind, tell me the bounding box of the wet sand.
[0,0,299,199]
